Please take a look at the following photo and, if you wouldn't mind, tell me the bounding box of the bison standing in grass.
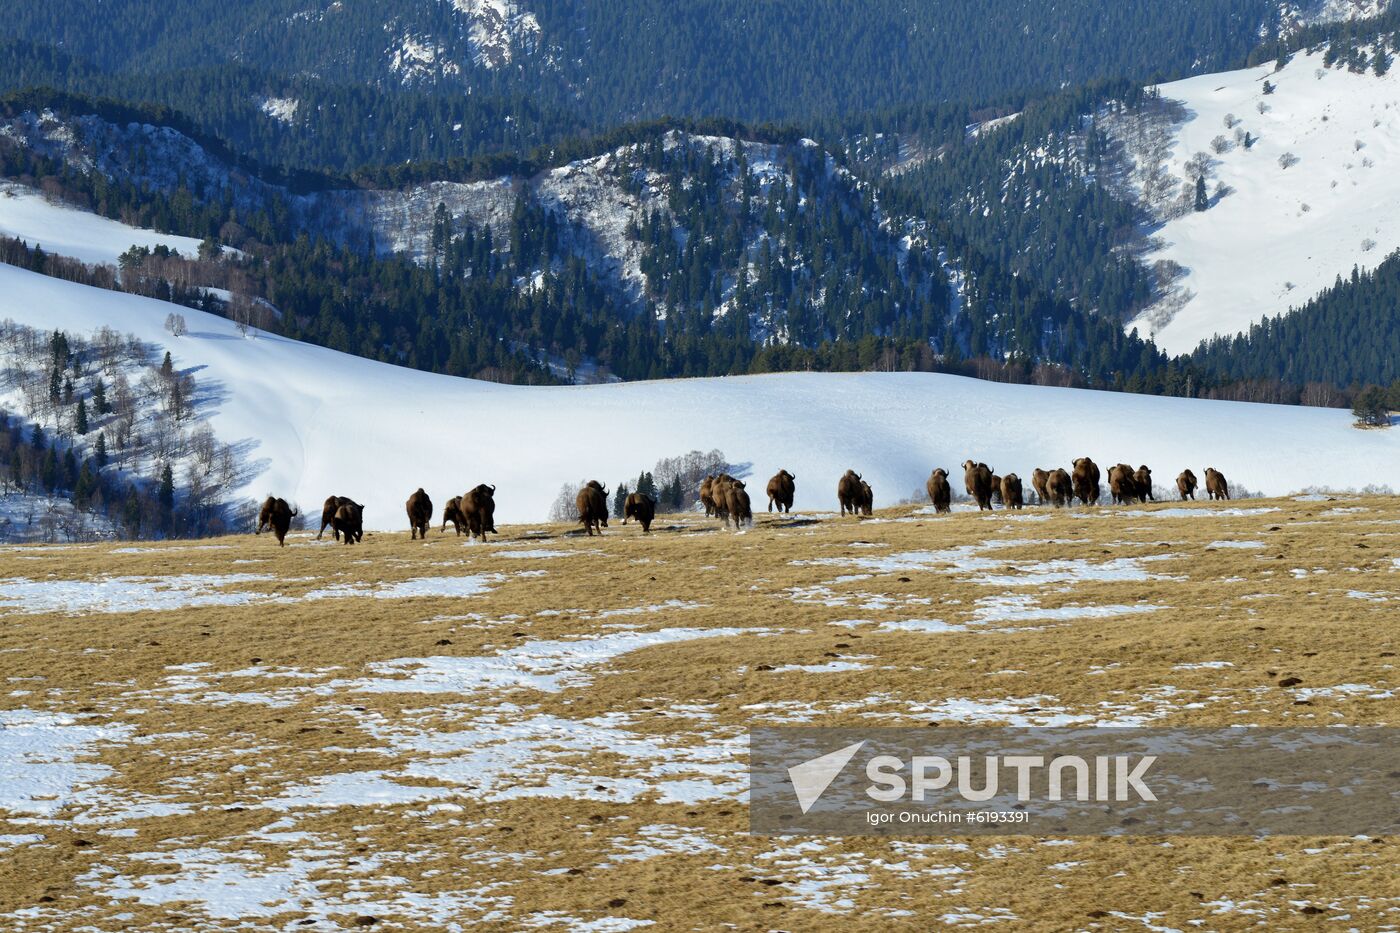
[721,480,754,530]
[1000,474,1024,510]
[1134,466,1155,502]
[623,492,656,532]
[837,470,867,516]
[406,488,433,540]
[1073,457,1101,505]
[926,468,952,514]
[256,496,297,546]
[318,495,360,540]
[461,484,498,540]
[700,475,719,517]
[1205,468,1231,501]
[332,501,364,544]
[1048,468,1073,507]
[441,496,466,535]
[577,480,609,536]
[1108,463,1140,505]
[766,470,796,513]
[962,461,994,511]
[1176,470,1198,501]
[1031,469,1051,506]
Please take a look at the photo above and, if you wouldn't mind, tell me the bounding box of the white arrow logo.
[787,741,867,814]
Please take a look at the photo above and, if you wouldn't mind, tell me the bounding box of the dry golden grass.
[0,495,1398,930]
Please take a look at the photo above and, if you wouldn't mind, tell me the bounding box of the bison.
[1031,469,1051,506]
[406,488,433,540]
[318,495,360,540]
[256,496,297,546]
[1072,457,1101,505]
[1134,466,1155,502]
[1205,468,1230,501]
[1000,473,1024,510]
[837,470,867,517]
[1176,470,1198,501]
[1048,468,1073,507]
[705,474,744,523]
[1108,463,1140,505]
[332,501,364,545]
[721,481,754,530]
[962,460,994,511]
[700,475,718,517]
[577,480,609,536]
[926,468,952,514]
[623,492,656,533]
[441,496,466,535]
[460,484,498,540]
[766,470,796,513]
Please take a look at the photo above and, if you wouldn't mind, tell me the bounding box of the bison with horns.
[460,484,498,540]
[766,470,796,514]
[1204,468,1230,501]
[577,480,610,536]
[318,495,361,540]
[962,460,994,511]
[926,468,952,514]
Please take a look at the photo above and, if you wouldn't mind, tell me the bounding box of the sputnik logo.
[787,741,866,814]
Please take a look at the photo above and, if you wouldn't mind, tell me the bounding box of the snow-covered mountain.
[1112,47,1400,354]
[2,250,1396,530]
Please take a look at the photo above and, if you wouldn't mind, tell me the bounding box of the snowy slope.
[0,184,204,266]
[1124,49,1400,354]
[3,262,1397,529]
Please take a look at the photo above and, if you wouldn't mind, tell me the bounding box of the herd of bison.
[253,460,1233,546]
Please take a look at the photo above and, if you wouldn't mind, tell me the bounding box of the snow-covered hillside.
[1118,48,1400,354]
[3,261,1397,530]
[0,184,204,266]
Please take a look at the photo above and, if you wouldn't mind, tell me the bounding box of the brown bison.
[926,468,952,514]
[837,470,867,517]
[706,474,744,522]
[721,480,754,530]
[406,488,433,540]
[1048,468,1073,507]
[317,495,360,540]
[577,480,609,536]
[441,496,466,535]
[962,460,994,511]
[623,492,656,533]
[1108,463,1140,505]
[1072,457,1101,505]
[1000,473,1024,510]
[1205,468,1230,501]
[1031,469,1051,506]
[256,496,297,546]
[700,475,717,517]
[1176,470,1198,501]
[989,473,1004,505]
[857,480,874,516]
[332,501,364,544]
[460,484,498,540]
[766,470,796,513]
[1134,466,1155,502]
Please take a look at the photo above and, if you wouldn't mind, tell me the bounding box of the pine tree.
[93,377,109,415]
[75,399,89,435]
[161,351,174,378]
[613,482,630,518]
[1194,175,1208,212]
[1353,385,1390,427]
[94,432,108,469]
[123,485,142,537]
[158,463,175,513]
